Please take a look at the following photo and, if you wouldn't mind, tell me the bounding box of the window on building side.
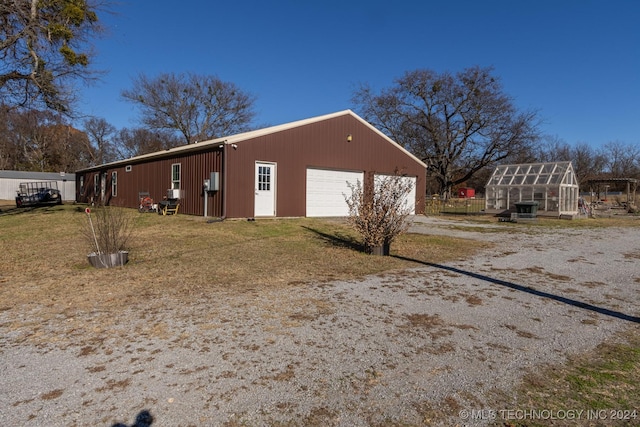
[111,172,118,197]
[171,163,181,189]
[93,174,99,196]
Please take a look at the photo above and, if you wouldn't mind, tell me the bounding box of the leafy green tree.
[0,0,103,113]
[353,66,540,197]
[121,72,257,144]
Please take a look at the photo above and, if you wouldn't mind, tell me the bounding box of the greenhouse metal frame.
[485,161,579,216]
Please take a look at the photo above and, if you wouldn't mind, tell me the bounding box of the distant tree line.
[0,1,636,192]
[1,67,638,197]
[0,72,257,171]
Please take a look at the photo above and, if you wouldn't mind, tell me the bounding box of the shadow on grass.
[112,409,153,427]
[394,255,640,324]
[0,204,66,217]
[302,226,364,252]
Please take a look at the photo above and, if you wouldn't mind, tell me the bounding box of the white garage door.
[374,174,417,215]
[306,168,364,217]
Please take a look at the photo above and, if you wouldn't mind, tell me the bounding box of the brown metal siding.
[76,148,223,216]
[225,114,425,218]
[75,113,425,218]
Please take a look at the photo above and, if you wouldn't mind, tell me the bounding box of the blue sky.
[78,0,640,148]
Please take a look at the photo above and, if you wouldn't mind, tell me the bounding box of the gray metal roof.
[0,170,75,180]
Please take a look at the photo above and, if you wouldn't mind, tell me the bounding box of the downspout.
[222,141,228,220]
[203,183,208,218]
[207,142,228,223]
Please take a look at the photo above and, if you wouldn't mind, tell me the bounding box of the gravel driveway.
[1,217,639,426]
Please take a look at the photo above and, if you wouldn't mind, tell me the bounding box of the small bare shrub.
[82,206,134,255]
[344,174,414,254]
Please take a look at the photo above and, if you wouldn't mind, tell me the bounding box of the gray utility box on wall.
[208,172,220,192]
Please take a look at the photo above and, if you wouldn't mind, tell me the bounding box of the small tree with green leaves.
[344,174,414,255]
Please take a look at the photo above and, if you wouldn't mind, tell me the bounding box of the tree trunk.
[369,243,390,256]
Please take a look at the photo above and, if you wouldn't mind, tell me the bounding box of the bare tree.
[571,142,608,184]
[113,127,181,159]
[47,122,92,171]
[536,135,572,163]
[352,66,540,197]
[533,135,609,184]
[1,108,93,171]
[0,106,19,169]
[0,0,106,113]
[604,140,640,178]
[82,116,118,166]
[121,72,257,144]
[11,109,59,171]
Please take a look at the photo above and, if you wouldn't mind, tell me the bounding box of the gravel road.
[1,217,639,427]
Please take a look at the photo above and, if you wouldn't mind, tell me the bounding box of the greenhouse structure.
[485,161,580,217]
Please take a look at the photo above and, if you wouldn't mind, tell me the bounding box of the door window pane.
[258,166,271,191]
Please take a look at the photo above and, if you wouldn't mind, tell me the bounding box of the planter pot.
[369,243,390,256]
[87,251,129,268]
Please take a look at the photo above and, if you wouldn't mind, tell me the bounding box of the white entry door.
[255,162,276,216]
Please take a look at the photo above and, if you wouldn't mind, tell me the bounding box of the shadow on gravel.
[112,409,154,427]
[395,255,640,324]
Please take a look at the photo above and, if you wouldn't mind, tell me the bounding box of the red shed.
[75,110,427,218]
[458,188,475,198]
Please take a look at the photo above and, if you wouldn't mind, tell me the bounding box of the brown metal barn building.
[75,110,426,218]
